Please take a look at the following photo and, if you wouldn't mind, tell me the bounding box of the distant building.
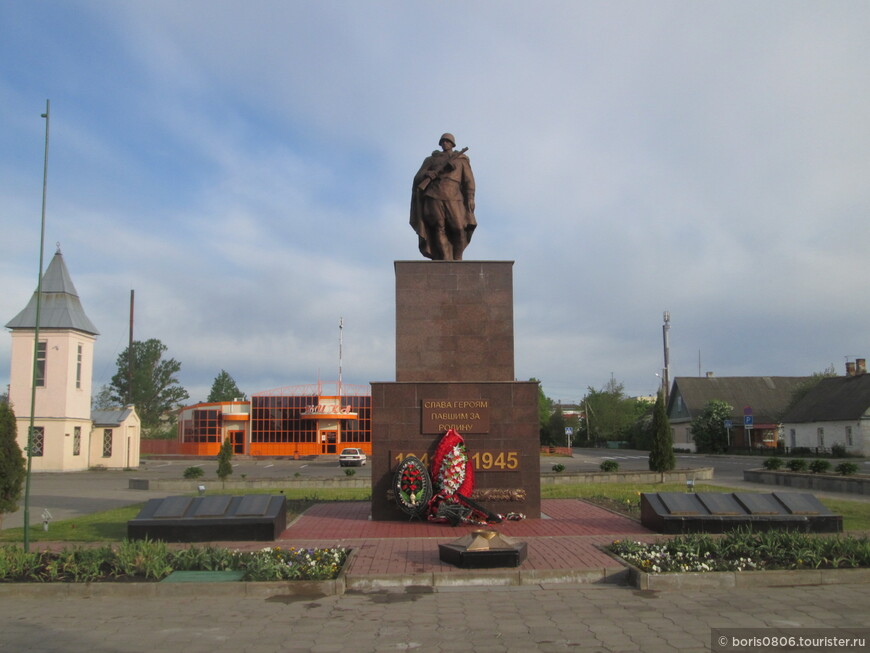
[5,248,140,471]
[177,381,371,457]
[781,360,870,456]
[667,375,811,451]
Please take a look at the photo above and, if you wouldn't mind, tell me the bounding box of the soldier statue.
[410,133,476,260]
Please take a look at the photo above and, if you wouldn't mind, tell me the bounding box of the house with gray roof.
[780,363,870,456]
[667,375,811,451]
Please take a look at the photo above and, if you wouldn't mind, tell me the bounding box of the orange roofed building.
[177,381,371,457]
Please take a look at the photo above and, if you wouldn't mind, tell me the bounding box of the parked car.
[339,448,367,467]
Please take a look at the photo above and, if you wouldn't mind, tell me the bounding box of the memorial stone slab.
[237,494,271,516]
[640,492,842,534]
[696,493,743,516]
[128,494,287,542]
[734,493,783,515]
[659,492,705,516]
[153,496,193,518]
[774,492,826,515]
[193,495,233,518]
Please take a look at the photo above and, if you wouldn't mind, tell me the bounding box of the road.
[2,449,867,530]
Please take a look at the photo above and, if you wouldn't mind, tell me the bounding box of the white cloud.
[2,1,869,404]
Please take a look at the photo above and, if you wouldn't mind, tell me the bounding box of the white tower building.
[5,248,139,471]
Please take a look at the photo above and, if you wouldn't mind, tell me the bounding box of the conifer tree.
[648,391,676,473]
[0,402,26,528]
[217,438,233,481]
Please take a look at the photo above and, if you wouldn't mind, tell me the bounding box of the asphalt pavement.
[2,582,869,652]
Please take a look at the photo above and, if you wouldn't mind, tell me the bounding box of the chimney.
[857,358,867,375]
[846,362,856,377]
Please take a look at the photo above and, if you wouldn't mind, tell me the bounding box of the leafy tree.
[532,379,555,445]
[0,402,26,528]
[779,366,837,420]
[648,391,675,472]
[108,339,189,436]
[207,370,247,403]
[217,438,233,480]
[548,405,567,447]
[690,400,734,453]
[580,379,642,443]
[92,384,116,411]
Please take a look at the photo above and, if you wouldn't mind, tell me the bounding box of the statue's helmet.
[439,133,456,147]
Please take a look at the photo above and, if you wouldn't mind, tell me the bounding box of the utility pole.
[128,289,134,404]
[338,317,343,399]
[662,311,671,405]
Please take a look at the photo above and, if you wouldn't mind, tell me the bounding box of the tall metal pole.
[662,311,671,405]
[24,100,50,552]
[338,317,343,399]
[128,289,134,402]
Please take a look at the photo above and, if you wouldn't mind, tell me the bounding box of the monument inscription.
[421,398,490,433]
[391,450,520,473]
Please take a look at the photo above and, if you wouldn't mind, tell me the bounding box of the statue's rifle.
[416,147,468,192]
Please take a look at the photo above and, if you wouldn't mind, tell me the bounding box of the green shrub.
[344,468,356,477]
[763,457,784,470]
[113,539,173,580]
[551,464,565,473]
[835,462,859,476]
[0,542,348,582]
[809,459,832,474]
[831,443,848,458]
[183,466,204,479]
[786,459,808,472]
[600,460,619,472]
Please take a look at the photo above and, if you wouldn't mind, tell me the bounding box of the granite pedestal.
[371,261,540,521]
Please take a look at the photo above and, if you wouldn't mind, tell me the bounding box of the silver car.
[339,447,367,467]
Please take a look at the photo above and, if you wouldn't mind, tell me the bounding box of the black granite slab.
[127,494,287,542]
[640,492,842,534]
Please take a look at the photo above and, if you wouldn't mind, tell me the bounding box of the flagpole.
[23,99,50,552]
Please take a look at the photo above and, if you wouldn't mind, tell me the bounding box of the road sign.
[744,415,753,428]
[723,420,733,429]
[565,427,574,436]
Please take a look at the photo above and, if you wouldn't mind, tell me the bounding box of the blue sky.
[2,1,869,404]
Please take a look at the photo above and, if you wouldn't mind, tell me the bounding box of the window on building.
[76,344,83,389]
[103,429,113,457]
[817,427,825,448]
[846,426,853,447]
[29,426,44,457]
[35,341,47,387]
[185,409,222,443]
[73,426,81,456]
[789,429,796,449]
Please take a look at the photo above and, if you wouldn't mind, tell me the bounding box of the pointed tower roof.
[5,247,99,335]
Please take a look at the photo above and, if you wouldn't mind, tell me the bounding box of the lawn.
[0,487,371,543]
[2,483,868,543]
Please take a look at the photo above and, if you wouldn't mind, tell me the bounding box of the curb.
[0,577,345,598]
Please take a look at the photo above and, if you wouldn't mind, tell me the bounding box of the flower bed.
[609,530,870,574]
[0,540,347,583]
